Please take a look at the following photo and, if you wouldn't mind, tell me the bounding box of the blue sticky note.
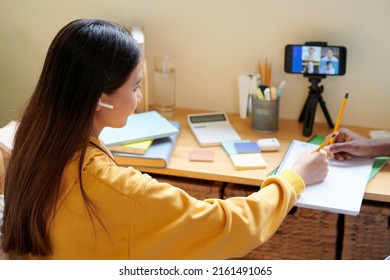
[222,140,249,155]
[234,142,261,153]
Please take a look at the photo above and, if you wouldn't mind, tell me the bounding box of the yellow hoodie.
[31,137,304,260]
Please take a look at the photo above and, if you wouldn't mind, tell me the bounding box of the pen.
[331,92,349,143]
[313,132,338,152]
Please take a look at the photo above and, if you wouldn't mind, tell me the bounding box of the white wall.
[0,0,389,129]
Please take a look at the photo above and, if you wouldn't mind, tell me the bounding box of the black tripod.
[299,76,334,136]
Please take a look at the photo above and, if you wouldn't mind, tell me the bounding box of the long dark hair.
[1,18,141,256]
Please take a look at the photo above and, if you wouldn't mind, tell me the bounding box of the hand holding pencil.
[313,132,339,153]
[291,149,329,185]
[323,128,390,160]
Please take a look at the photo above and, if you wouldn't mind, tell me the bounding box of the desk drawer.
[223,183,338,260]
[151,174,223,200]
[342,200,390,260]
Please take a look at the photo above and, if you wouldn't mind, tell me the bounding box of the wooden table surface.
[131,107,390,203]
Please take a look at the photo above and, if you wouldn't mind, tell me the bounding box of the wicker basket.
[342,200,390,260]
[151,174,223,200]
[223,183,339,260]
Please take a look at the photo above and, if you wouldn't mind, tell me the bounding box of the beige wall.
[0,0,389,129]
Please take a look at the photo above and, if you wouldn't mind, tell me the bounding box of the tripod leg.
[318,96,334,129]
[299,98,308,123]
[303,94,318,137]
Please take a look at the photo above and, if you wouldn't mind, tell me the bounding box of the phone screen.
[285,45,347,76]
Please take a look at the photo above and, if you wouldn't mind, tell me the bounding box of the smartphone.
[284,44,347,76]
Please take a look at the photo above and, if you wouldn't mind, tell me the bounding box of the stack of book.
[99,111,180,168]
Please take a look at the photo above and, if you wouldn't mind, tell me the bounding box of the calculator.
[187,112,241,147]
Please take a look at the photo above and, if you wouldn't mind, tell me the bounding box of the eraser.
[369,130,390,140]
[256,138,280,152]
[189,149,214,162]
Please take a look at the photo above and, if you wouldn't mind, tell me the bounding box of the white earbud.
[98,99,114,109]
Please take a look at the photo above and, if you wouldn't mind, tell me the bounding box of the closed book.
[112,121,180,168]
[99,111,179,147]
[109,139,153,155]
[222,140,267,170]
[0,121,19,154]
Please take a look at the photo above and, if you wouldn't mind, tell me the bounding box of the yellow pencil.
[313,132,338,152]
[264,59,268,86]
[258,61,263,83]
[331,92,349,144]
[267,63,272,86]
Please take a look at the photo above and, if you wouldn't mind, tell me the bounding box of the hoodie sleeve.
[129,169,305,259]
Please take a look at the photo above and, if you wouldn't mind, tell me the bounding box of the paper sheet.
[276,140,374,215]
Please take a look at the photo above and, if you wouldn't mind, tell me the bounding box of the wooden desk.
[131,107,390,203]
[135,108,390,260]
[2,108,388,259]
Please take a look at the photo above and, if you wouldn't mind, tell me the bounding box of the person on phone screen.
[303,60,320,74]
[321,48,339,62]
[321,61,336,75]
[304,47,316,61]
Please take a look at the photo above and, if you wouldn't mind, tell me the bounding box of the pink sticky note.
[189,149,214,162]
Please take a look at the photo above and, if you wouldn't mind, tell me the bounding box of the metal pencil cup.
[252,98,279,133]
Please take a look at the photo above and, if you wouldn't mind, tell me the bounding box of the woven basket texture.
[223,184,338,260]
[342,200,390,260]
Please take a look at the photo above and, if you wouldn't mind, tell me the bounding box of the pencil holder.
[251,98,279,133]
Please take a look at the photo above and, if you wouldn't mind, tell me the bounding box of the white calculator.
[187,112,241,147]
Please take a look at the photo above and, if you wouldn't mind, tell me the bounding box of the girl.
[1,18,328,259]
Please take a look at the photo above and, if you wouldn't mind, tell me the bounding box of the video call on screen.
[292,46,341,75]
